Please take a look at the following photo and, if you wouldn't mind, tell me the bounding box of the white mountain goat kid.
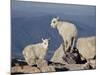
[50,17,77,53]
[76,36,96,60]
[76,36,96,68]
[23,38,50,65]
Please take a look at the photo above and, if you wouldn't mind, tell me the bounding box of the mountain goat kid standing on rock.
[23,38,50,66]
[76,36,96,69]
[50,17,77,53]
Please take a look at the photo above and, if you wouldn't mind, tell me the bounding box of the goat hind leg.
[70,37,76,53]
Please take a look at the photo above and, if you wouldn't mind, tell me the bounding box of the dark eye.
[53,21,56,23]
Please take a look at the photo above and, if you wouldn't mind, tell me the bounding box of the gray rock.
[36,59,56,72]
[22,66,40,73]
[11,65,23,73]
[40,66,56,72]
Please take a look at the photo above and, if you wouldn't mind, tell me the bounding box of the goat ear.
[42,38,44,41]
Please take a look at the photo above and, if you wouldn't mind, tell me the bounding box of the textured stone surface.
[22,66,40,73]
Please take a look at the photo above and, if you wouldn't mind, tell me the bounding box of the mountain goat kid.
[76,36,96,69]
[50,17,77,53]
[76,36,96,60]
[23,38,50,66]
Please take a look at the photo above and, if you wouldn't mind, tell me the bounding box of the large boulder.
[36,59,56,72]
[62,49,81,64]
[22,66,40,73]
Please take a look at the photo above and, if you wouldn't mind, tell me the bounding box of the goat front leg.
[65,39,71,52]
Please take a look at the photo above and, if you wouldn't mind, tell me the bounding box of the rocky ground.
[11,49,96,74]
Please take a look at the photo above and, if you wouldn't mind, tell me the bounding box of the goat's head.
[42,38,50,49]
[50,17,60,28]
